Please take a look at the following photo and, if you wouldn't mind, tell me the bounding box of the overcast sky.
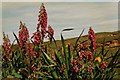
[1,0,119,2]
[1,2,118,44]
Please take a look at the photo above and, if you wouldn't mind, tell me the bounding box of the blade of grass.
[62,28,74,32]
[61,33,69,78]
[42,51,55,65]
[103,50,109,57]
[74,28,85,50]
[108,48,120,68]
[46,31,57,49]
[68,44,71,65]
[68,44,71,78]
[55,51,62,67]
[13,32,20,46]
[42,51,58,79]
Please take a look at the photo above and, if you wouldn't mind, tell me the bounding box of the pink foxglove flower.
[47,25,54,39]
[100,62,107,70]
[3,32,12,61]
[19,21,29,48]
[88,51,93,61]
[26,41,36,58]
[73,65,79,73]
[79,50,86,60]
[71,60,77,65]
[37,3,47,35]
[88,27,96,51]
[33,30,41,46]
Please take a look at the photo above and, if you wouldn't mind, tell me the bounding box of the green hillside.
[45,31,120,48]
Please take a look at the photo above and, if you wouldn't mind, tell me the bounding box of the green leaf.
[51,70,59,79]
[109,70,116,80]
[13,32,20,46]
[55,51,62,67]
[108,48,120,68]
[12,69,22,78]
[103,50,109,57]
[42,53,50,65]
[11,39,16,49]
[68,44,71,73]
[101,38,105,55]
[14,73,22,79]
[30,39,35,46]
[74,28,85,50]
[61,33,69,78]
[62,28,74,32]
[42,65,56,68]
[36,71,53,78]
[42,51,55,65]
[46,31,57,49]
[68,44,71,60]
[36,72,46,77]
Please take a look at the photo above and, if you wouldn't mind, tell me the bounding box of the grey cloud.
[2,2,118,42]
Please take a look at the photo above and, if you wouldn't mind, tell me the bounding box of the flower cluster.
[33,30,41,46]
[100,62,107,70]
[47,25,54,39]
[79,50,86,60]
[19,21,29,48]
[88,27,96,51]
[60,64,66,73]
[26,41,36,58]
[33,3,54,45]
[88,51,93,61]
[37,3,47,35]
[80,41,87,50]
[73,65,79,73]
[2,32,12,61]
